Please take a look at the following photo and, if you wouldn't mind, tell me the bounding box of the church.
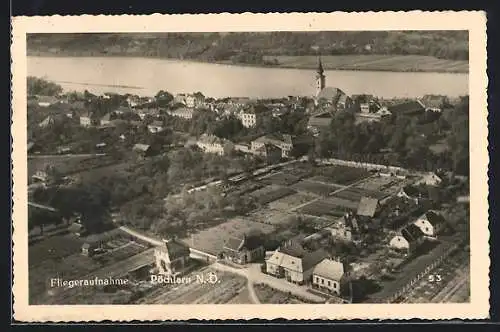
[314,58,353,111]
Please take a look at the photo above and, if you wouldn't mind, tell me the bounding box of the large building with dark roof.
[222,233,265,265]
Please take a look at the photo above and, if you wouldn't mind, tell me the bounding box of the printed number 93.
[428,274,442,282]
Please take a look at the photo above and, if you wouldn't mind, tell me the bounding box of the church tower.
[315,57,326,97]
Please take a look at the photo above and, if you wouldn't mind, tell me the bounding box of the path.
[28,153,107,159]
[119,225,163,246]
[212,262,324,303]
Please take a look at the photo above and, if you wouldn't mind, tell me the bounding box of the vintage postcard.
[11,12,489,321]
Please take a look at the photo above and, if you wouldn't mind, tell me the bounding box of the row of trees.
[27,76,63,96]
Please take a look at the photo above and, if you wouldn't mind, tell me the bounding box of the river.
[28,56,469,99]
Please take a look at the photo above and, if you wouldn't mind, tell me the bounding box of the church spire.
[317,56,324,75]
[315,56,326,97]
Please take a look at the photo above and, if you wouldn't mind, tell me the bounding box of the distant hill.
[27,31,469,66]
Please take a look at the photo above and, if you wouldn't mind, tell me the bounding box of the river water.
[28,56,469,99]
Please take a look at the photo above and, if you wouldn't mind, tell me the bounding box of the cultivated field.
[291,180,338,196]
[313,166,371,186]
[263,55,469,73]
[268,193,317,211]
[298,200,350,218]
[332,187,388,202]
[247,208,297,226]
[259,172,301,186]
[185,218,276,256]
[249,185,296,205]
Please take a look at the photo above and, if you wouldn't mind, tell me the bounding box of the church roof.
[317,87,345,101]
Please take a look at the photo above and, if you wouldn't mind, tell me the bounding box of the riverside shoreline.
[27,52,469,74]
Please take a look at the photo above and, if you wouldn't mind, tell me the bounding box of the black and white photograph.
[11,12,489,321]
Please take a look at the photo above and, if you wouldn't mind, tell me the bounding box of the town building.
[175,93,205,108]
[266,241,328,285]
[154,238,191,276]
[222,234,265,265]
[237,106,272,128]
[389,223,425,255]
[251,134,294,158]
[37,95,60,107]
[416,172,443,186]
[147,120,165,133]
[113,106,133,116]
[254,143,282,164]
[326,213,360,243]
[418,95,449,113]
[311,258,350,296]
[307,111,334,135]
[132,143,155,159]
[79,111,93,127]
[413,210,446,238]
[167,107,195,119]
[388,100,425,116]
[196,134,234,156]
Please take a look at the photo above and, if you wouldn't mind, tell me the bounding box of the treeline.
[27,31,469,62]
[27,76,63,96]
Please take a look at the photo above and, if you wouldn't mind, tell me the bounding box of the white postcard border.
[11,11,489,321]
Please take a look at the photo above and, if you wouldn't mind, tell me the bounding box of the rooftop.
[313,258,346,281]
[356,196,379,218]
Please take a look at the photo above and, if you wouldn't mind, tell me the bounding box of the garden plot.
[247,208,297,226]
[268,193,317,211]
[249,185,296,205]
[297,199,350,218]
[314,165,371,185]
[259,172,301,186]
[307,175,347,189]
[185,218,276,256]
[291,180,337,196]
[333,187,388,202]
[355,176,404,193]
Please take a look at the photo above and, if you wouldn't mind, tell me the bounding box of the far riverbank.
[27,52,469,74]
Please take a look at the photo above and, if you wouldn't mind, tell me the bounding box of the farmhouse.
[389,223,425,255]
[196,134,234,156]
[326,213,360,243]
[70,222,88,237]
[251,133,294,158]
[312,258,350,296]
[413,211,446,238]
[222,233,265,265]
[237,105,272,128]
[154,238,191,276]
[266,241,328,285]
